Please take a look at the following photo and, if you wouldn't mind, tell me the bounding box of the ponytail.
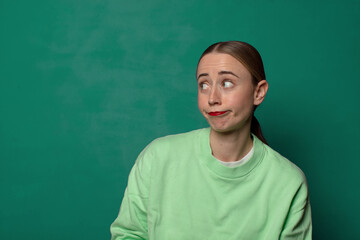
[251,115,268,145]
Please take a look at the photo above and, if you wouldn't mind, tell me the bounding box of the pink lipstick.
[208,111,228,116]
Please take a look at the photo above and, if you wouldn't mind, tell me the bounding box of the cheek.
[197,93,206,108]
[197,95,203,111]
[229,92,254,111]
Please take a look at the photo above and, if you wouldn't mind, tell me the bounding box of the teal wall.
[1,0,359,239]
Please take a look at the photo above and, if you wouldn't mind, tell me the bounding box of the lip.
[208,111,228,116]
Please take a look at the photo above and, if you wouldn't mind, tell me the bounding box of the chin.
[208,120,249,135]
[209,124,238,134]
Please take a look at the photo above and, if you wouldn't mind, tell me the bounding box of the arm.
[280,181,312,240]
[110,147,152,240]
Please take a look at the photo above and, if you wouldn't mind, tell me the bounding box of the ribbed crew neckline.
[197,128,265,179]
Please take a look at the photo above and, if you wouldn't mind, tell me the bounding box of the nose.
[208,86,221,105]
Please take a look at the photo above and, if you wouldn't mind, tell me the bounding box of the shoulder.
[132,129,206,177]
[257,142,310,209]
[136,128,205,163]
[261,143,308,186]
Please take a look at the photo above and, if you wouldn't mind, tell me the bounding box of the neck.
[209,127,253,163]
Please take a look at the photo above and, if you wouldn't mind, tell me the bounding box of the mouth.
[208,111,228,116]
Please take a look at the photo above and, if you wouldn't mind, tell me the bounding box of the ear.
[253,80,269,106]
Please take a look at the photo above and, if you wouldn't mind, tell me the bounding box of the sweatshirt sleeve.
[110,146,152,240]
[280,180,312,240]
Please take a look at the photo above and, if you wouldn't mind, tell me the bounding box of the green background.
[1,0,359,239]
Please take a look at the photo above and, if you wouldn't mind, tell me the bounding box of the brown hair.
[198,41,268,145]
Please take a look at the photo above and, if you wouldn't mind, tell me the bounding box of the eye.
[223,80,234,88]
[199,82,209,90]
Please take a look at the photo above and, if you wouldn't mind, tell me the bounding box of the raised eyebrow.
[218,71,240,78]
[197,73,208,80]
[197,71,240,80]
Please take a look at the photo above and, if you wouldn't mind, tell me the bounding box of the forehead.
[197,53,249,76]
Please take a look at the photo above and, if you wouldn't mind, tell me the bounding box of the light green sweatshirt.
[111,128,312,239]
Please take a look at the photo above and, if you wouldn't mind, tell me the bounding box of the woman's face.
[197,53,258,133]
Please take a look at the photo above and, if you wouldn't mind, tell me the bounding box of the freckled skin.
[197,53,256,134]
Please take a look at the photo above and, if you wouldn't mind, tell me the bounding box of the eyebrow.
[219,71,240,78]
[197,71,240,80]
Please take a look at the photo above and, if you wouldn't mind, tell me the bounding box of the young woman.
[110,41,312,239]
